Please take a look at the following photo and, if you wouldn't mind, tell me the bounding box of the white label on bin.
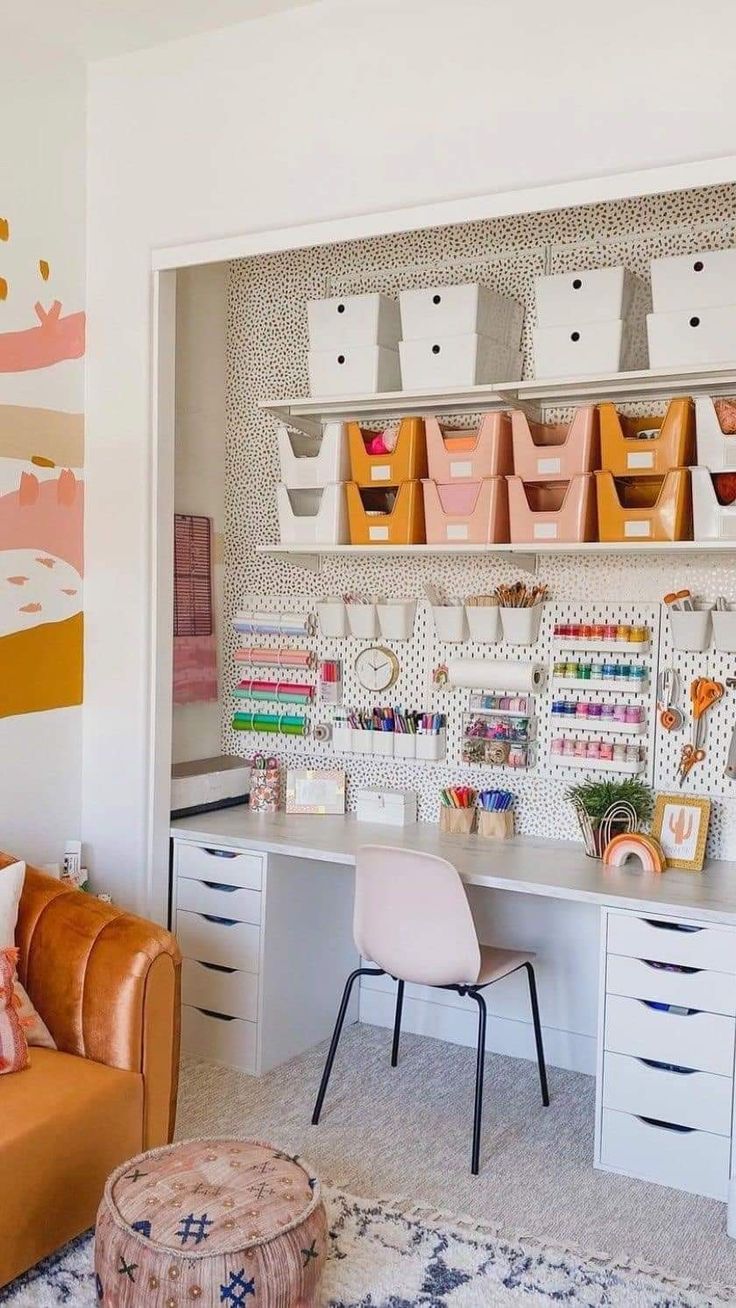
[450,460,473,478]
[624,520,651,537]
[371,465,391,481]
[369,526,389,540]
[537,456,561,476]
[627,451,655,470]
[534,523,558,539]
[446,524,469,540]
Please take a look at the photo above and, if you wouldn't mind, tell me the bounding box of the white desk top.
[171,807,736,928]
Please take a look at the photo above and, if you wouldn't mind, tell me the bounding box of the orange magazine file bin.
[346,480,426,544]
[595,469,693,542]
[598,396,695,477]
[347,416,427,486]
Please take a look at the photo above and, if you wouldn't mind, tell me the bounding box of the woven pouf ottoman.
[95,1139,327,1307]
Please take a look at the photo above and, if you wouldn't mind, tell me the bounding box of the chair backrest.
[353,845,481,986]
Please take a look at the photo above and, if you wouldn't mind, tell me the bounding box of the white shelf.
[553,676,648,694]
[551,714,647,736]
[256,540,736,572]
[553,639,650,655]
[550,754,646,775]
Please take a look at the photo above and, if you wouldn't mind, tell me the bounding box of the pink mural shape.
[0,471,83,574]
[0,301,85,372]
[173,635,218,705]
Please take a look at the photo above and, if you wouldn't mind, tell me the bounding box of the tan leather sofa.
[0,854,181,1288]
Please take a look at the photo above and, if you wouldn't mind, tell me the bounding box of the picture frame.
[285,768,346,815]
[651,794,711,871]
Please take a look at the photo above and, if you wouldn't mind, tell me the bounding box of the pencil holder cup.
[669,606,712,652]
[354,730,374,755]
[377,598,417,641]
[440,807,476,835]
[373,732,395,757]
[477,810,515,840]
[317,599,349,638]
[465,602,501,643]
[500,604,543,646]
[347,603,379,639]
[394,733,418,760]
[416,729,447,762]
[712,608,736,653]
[432,604,469,642]
[331,724,354,753]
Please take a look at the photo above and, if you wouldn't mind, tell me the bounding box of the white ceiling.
[7,0,320,59]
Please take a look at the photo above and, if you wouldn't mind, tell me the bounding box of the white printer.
[171,755,251,819]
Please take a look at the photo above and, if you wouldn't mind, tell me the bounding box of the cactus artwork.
[668,806,694,848]
[654,796,710,870]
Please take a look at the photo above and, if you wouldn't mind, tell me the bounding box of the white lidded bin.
[431,604,469,642]
[356,787,418,825]
[535,267,640,327]
[317,598,349,638]
[650,249,736,312]
[465,603,501,642]
[307,292,401,349]
[400,335,522,389]
[533,320,642,378]
[377,598,417,641]
[346,603,379,639]
[695,397,736,471]
[399,283,524,346]
[691,467,736,541]
[276,482,348,545]
[647,306,736,369]
[669,605,712,652]
[308,345,400,396]
[277,422,349,489]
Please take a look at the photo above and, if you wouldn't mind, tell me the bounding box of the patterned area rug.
[1,1186,731,1306]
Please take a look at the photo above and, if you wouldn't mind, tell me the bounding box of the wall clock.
[354,645,400,693]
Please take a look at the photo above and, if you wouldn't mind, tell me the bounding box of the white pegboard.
[655,607,736,800]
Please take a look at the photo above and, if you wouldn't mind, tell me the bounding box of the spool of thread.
[312,722,332,743]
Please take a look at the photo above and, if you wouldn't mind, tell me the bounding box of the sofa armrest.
[3,855,181,1148]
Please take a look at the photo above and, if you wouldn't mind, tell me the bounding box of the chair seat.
[477,945,534,985]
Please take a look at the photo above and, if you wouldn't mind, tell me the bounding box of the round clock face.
[354,645,400,693]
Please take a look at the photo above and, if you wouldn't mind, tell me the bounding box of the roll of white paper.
[445,658,545,692]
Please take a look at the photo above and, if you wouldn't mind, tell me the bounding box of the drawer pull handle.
[198,960,237,975]
[200,913,239,927]
[643,918,702,934]
[642,958,700,975]
[638,1115,694,1134]
[641,1000,697,1016]
[196,1008,236,1022]
[203,848,239,859]
[202,881,239,893]
[639,1057,695,1075]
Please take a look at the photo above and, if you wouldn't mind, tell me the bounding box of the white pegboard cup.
[317,599,349,638]
[346,603,379,639]
[377,599,417,641]
[465,603,501,643]
[669,606,713,652]
[500,604,543,646]
[712,608,736,653]
[431,604,469,643]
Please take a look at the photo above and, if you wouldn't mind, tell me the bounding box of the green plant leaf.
[565,777,654,824]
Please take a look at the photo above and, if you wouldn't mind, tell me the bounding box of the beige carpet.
[176,1023,736,1288]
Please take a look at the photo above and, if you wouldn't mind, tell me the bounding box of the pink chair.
[311,845,549,1174]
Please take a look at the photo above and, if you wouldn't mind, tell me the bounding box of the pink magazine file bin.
[511,406,599,482]
[422,478,510,544]
[425,413,513,482]
[507,474,597,543]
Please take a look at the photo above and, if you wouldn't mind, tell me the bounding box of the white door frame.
[146,152,736,919]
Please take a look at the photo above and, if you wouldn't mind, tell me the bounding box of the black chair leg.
[525,962,550,1107]
[391,979,405,1067]
[312,967,383,1125]
[468,989,488,1175]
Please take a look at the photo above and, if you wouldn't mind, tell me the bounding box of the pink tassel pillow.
[0,947,30,1075]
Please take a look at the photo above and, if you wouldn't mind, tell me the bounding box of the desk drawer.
[606,954,736,1016]
[600,1108,729,1200]
[178,876,262,925]
[603,1051,732,1136]
[605,994,735,1076]
[182,959,259,1023]
[176,841,263,890]
[182,1004,257,1074]
[177,909,260,973]
[607,913,736,974]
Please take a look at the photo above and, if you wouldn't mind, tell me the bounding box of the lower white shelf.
[553,677,649,694]
[550,754,645,775]
[550,715,647,736]
[553,639,650,655]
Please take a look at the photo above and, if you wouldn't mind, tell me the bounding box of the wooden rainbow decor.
[603,831,666,873]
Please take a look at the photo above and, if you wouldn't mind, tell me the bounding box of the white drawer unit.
[607,912,736,974]
[307,292,401,350]
[605,993,735,1077]
[650,248,736,312]
[647,305,736,368]
[181,1004,258,1074]
[606,953,736,1017]
[178,876,262,926]
[535,267,640,327]
[175,841,263,890]
[399,283,523,345]
[603,1051,732,1137]
[182,958,259,1024]
[176,909,261,973]
[600,1108,730,1201]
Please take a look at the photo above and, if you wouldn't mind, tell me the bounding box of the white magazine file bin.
[695,397,736,471]
[276,483,348,545]
[691,467,736,541]
[277,422,350,488]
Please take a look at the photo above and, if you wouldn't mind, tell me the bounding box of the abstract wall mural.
[0,214,84,717]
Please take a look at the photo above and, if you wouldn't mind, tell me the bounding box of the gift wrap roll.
[445,658,545,692]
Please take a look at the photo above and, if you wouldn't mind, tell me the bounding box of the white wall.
[0,32,86,866]
[84,0,736,909]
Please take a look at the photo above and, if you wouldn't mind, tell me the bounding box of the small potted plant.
[566,778,655,859]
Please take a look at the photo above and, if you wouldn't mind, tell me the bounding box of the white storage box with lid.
[650,248,736,311]
[307,292,401,349]
[399,283,524,346]
[533,319,643,379]
[647,305,736,369]
[695,396,736,471]
[535,267,641,327]
[277,422,350,488]
[276,482,348,544]
[355,787,418,826]
[308,345,400,396]
[399,335,522,389]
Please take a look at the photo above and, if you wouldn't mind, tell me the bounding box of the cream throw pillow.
[0,859,56,1049]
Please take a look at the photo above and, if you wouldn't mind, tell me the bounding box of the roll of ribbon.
[445,659,545,692]
[312,722,332,743]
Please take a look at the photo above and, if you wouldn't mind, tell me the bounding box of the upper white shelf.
[255,540,736,572]
[260,361,736,432]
